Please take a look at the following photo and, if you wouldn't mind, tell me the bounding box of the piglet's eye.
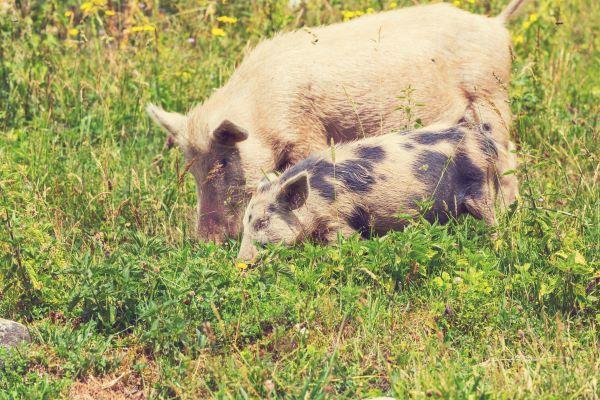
[253,217,269,231]
[221,159,228,167]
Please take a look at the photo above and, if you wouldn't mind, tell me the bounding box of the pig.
[237,122,499,260]
[147,0,532,242]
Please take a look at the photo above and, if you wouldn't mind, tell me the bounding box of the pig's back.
[234,3,509,85]
[225,3,510,142]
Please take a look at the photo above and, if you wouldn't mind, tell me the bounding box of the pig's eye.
[221,158,228,168]
[253,217,269,231]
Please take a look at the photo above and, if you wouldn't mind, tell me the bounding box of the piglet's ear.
[212,120,249,146]
[146,104,188,148]
[277,172,309,210]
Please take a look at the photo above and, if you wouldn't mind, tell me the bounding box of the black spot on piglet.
[412,150,451,188]
[279,145,385,203]
[346,206,373,239]
[280,156,336,202]
[334,159,376,194]
[354,145,385,162]
[309,160,336,201]
[413,127,464,145]
[453,152,485,199]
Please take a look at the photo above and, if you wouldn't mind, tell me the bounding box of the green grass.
[0,0,598,398]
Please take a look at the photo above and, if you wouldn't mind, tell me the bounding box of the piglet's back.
[238,124,499,260]
[289,124,498,233]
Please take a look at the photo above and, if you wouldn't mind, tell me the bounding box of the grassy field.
[0,0,598,398]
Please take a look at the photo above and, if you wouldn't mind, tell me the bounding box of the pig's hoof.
[0,318,31,349]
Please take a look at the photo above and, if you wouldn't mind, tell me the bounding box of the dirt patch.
[69,370,153,400]
[69,350,158,400]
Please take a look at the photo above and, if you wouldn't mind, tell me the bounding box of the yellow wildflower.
[216,16,238,24]
[105,10,115,16]
[80,2,93,12]
[341,10,364,21]
[130,25,155,33]
[453,0,461,6]
[236,262,248,270]
[64,10,74,17]
[211,27,226,37]
[522,13,539,29]
[68,28,79,36]
[468,0,475,4]
[80,0,106,14]
[366,7,375,14]
[514,35,524,44]
[389,2,398,9]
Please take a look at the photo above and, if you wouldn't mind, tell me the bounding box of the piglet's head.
[237,172,309,261]
[146,104,273,243]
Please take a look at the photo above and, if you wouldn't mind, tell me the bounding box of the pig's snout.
[197,213,241,244]
[197,220,226,243]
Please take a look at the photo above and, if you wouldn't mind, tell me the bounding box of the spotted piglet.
[237,123,499,260]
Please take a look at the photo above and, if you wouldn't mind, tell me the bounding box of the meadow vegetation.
[0,0,598,398]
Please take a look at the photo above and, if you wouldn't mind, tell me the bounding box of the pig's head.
[146,104,273,243]
[237,172,311,261]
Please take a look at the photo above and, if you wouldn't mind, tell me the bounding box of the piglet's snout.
[237,244,258,261]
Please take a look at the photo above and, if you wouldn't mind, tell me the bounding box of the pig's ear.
[212,120,249,146]
[277,172,309,210]
[146,104,188,147]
